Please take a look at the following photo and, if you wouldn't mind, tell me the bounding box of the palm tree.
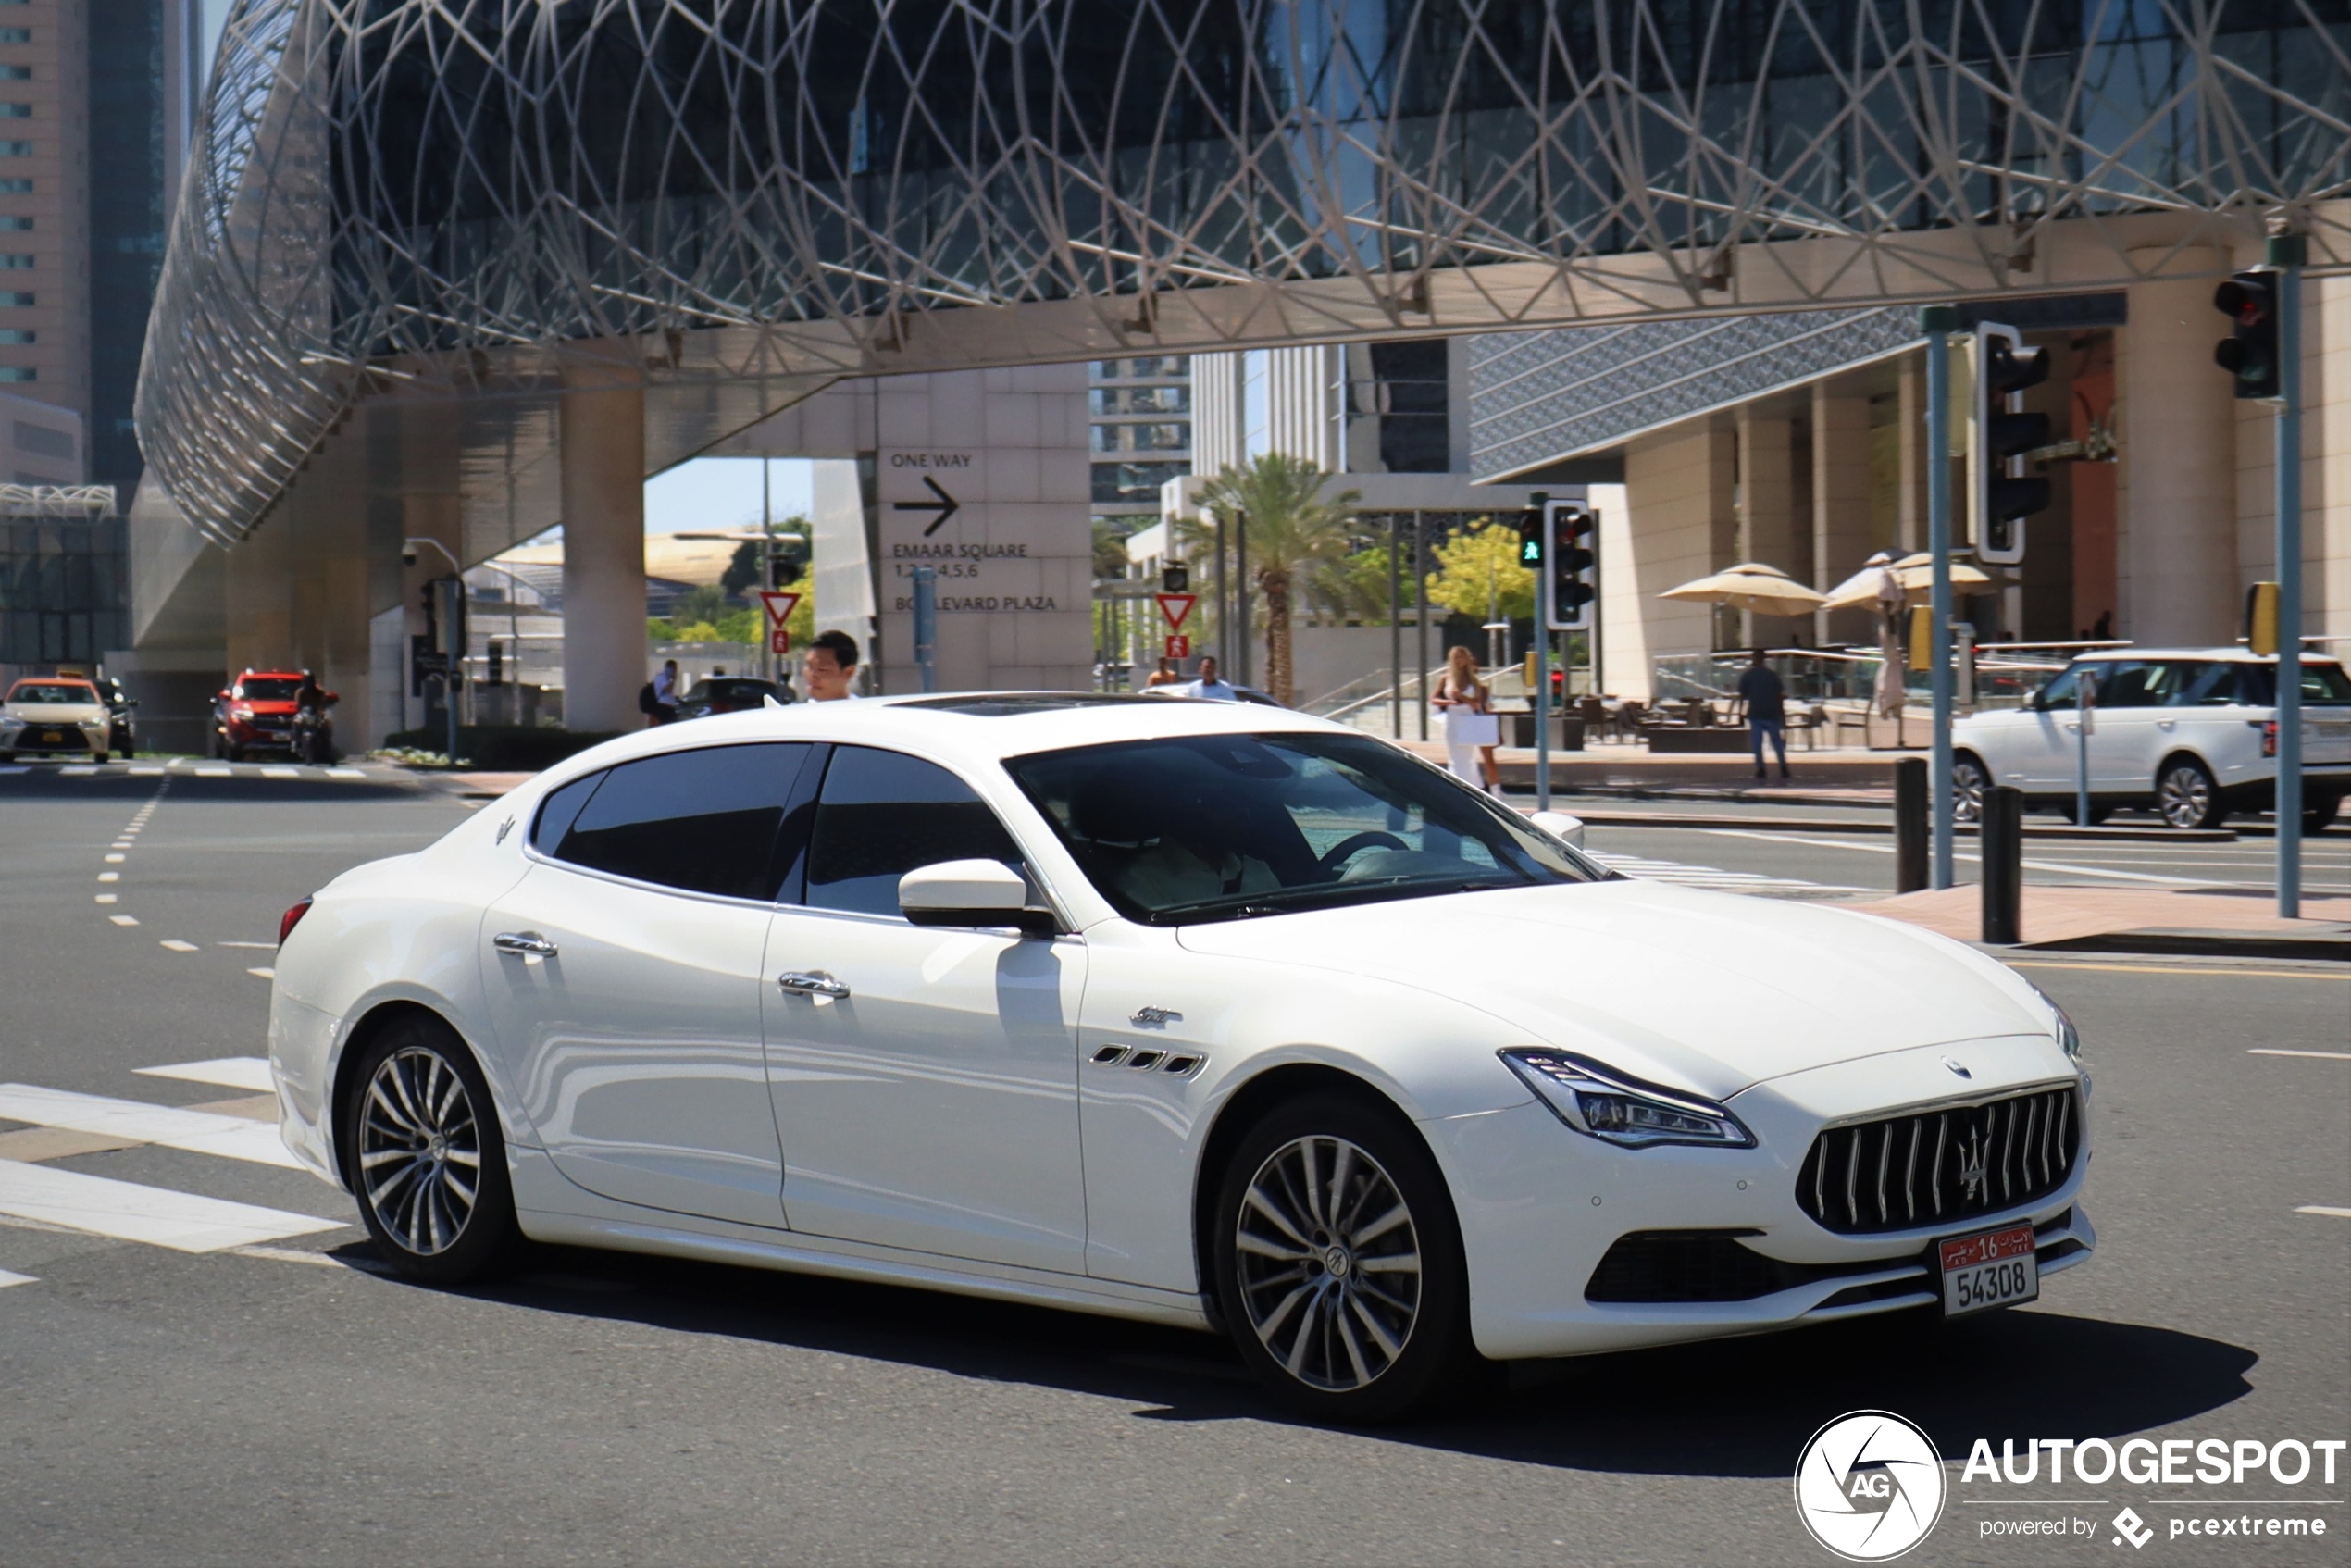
[1185,453,1360,706]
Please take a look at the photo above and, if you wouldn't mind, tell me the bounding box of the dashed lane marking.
[137,1058,273,1094]
[158,940,199,953]
[2248,1049,2351,1060]
[58,765,94,776]
[0,1084,302,1168]
[0,1159,342,1253]
[103,852,124,864]
[107,915,139,927]
[97,872,118,882]
[217,941,275,950]
[2295,1206,2351,1219]
[0,1268,35,1288]
[128,765,164,776]
[258,765,299,778]
[326,768,367,778]
[245,967,275,980]
[93,895,116,905]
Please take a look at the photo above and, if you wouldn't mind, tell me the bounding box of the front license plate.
[41,729,62,743]
[1938,1222,2038,1317]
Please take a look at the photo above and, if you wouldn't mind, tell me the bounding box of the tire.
[93,749,109,764]
[226,744,245,763]
[1951,753,1991,825]
[2155,756,2225,829]
[2304,791,2343,836]
[340,1014,517,1284]
[1211,1091,1475,1424]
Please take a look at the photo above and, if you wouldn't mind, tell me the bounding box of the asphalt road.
[0,765,2345,1566]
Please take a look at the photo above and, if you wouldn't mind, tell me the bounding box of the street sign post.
[1164,634,1189,660]
[1154,593,1197,632]
[759,590,801,660]
[770,627,790,657]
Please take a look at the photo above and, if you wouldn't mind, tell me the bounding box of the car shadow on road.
[328,1238,2256,1478]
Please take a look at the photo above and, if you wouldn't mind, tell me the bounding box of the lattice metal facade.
[138,0,2351,547]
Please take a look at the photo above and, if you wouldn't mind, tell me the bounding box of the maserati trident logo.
[1958,1128,1989,1204]
[1794,1411,1947,1561]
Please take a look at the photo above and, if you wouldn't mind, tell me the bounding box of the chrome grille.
[1796,1086,2081,1235]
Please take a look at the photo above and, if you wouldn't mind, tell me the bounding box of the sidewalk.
[1856,884,2351,961]
[1392,738,1897,801]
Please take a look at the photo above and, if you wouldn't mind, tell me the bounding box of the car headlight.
[1499,1049,1755,1149]
[2016,978,2081,1059]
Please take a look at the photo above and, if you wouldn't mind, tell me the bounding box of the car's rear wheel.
[2155,757,2225,828]
[342,1014,516,1283]
[2304,790,2343,836]
[1212,1093,1474,1424]
[1951,753,1990,825]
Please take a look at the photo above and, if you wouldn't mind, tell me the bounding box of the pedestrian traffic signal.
[1545,502,1597,632]
[1516,507,1544,567]
[1161,563,1188,593]
[2212,271,2282,401]
[1968,321,2051,566]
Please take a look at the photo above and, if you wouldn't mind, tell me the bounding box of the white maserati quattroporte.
[269,694,2092,1420]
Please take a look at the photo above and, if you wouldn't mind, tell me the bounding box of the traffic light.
[1515,507,1544,568]
[1545,502,1597,632]
[1968,321,2051,566]
[1160,563,1188,593]
[2245,580,2281,656]
[2212,271,2281,401]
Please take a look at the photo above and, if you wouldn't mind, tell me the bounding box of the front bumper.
[3,723,106,753]
[1426,1035,2092,1361]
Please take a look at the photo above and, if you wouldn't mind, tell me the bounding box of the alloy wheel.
[1233,1135,1422,1393]
[2157,765,2212,828]
[1951,758,1988,824]
[358,1046,483,1256]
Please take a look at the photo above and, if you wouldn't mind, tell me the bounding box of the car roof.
[531,690,1353,788]
[2069,647,2343,664]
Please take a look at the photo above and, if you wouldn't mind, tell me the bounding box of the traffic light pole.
[1922,306,1959,890]
[1531,491,1550,811]
[2272,234,2305,917]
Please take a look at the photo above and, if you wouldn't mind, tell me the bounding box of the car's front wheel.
[1951,753,1990,825]
[2156,757,2225,829]
[1212,1092,1474,1423]
[342,1014,516,1283]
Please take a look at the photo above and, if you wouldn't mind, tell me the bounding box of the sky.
[644,458,818,536]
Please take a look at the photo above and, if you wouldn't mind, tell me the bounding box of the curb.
[2013,929,2351,964]
[1557,809,2235,843]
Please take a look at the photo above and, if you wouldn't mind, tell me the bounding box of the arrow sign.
[758,591,802,628]
[890,476,962,536]
[1154,592,1197,631]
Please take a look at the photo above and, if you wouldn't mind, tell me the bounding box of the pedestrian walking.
[1737,646,1791,779]
[653,658,682,723]
[1180,655,1238,701]
[802,629,862,701]
[1143,656,1184,689]
[1432,646,1501,793]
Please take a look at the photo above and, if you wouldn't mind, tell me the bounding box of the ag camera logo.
[1796,1411,1947,1561]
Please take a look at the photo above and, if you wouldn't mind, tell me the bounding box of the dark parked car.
[88,676,139,756]
[676,677,790,720]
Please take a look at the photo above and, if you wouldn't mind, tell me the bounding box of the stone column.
[1737,405,1798,645]
[1897,353,1931,554]
[1812,379,1875,645]
[560,375,647,734]
[1602,416,1735,699]
[2119,247,2237,644]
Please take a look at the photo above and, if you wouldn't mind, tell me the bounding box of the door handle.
[2158,719,2177,730]
[493,930,559,956]
[777,970,850,1000]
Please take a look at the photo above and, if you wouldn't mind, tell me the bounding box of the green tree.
[1307,540,1397,625]
[1185,453,1360,705]
[1422,517,1532,625]
[722,541,762,599]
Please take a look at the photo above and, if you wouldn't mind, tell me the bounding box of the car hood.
[4,702,106,722]
[1173,879,2051,1101]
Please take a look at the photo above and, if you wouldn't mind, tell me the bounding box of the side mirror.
[898,859,1056,937]
[1528,809,1587,850]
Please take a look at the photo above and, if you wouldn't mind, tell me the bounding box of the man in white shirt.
[1180,654,1239,702]
[652,659,681,723]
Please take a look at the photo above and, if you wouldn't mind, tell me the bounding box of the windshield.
[1005,731,1604,926]
[235,678,303,701]
[7,682,97,705]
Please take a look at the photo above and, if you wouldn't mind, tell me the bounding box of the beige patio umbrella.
[1822,552,1996,610]
[1658,562,1829,616]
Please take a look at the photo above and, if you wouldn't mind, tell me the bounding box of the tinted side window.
[2173,662,2237,705]
[552,743,811,900]
[2088,661,2159,707]
[804,747,1023,917]
[2036,668,2083,709]
[533,771,603,851]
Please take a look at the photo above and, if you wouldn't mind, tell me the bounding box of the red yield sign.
[1154,592,1197,631]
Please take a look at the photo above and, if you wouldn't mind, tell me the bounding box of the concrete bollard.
[1982,785,2024,944]
[1895,756,1929,894]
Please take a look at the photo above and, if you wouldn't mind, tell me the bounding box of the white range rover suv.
[1951,649,2351,830]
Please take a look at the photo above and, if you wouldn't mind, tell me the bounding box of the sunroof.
[892,692,1200,716]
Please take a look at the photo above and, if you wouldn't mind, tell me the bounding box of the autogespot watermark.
[1796,1415,2346,1558]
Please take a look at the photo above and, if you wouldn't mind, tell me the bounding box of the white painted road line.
[129,765,164,776]
[246,967,276,980]
[137,1058,274,1094]
[93,894,116,905]
[217,940,275,950]
[0,1084,302,1168]
[325,768,367,778]
[97,871,118,881]
[2295,1206,2351,1219]
[0,1160,341,1252]
[0,765,27,775]
[158,940,199,953]
[59,765,94,776]
[2249,1049,2351,1060]
[107,915,140,927]
[103,852,125,864]
[259,765,299,778]
[1698,828,2247,888]
[193,767,229,778]
[0,1267,36,1288]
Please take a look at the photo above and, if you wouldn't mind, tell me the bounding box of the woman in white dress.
[1431,645,1501,793]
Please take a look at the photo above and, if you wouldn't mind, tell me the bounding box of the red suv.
[213,670,310,760]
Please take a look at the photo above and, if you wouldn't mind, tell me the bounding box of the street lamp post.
[1919,307,1959,890]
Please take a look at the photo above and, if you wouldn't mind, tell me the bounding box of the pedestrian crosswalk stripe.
[137,1058,274,1094]
[193,767,230,778]
[1584,849,1864,896]
[0,1267,35,1288]
[159,940,199,952]
[326,768,366,778]
[0,1159,342,1253]
[108,914,140,927]
[259,765,299,778]
[129,765,165,776]
[59,765,95,776]
[0,1084,300,1169]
